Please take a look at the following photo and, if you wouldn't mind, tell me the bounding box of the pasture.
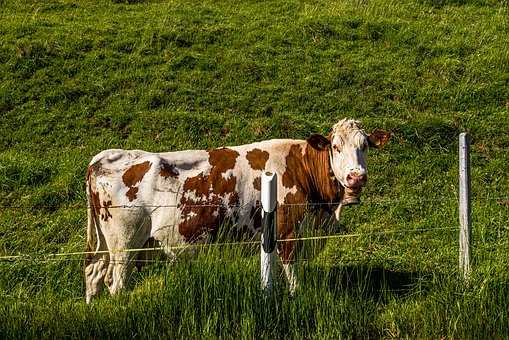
[1,0,508,338]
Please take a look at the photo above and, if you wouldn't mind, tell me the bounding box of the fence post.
[459,132,472,281]
[261,171,277,293]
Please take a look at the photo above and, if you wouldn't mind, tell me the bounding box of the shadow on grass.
[300,264,436,300]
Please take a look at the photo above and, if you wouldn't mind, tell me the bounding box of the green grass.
[1,0,508,338]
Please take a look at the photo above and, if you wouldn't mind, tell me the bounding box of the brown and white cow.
[84,118,390,303]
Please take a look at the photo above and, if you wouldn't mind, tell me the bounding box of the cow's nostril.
[347,173,367,187]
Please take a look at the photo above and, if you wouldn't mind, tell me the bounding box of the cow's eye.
[333,144,340,152]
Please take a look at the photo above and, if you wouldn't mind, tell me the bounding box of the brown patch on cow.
[276,142,344,264]
[87,159,117,222]
[281,142,337,206]
[276,186,308,264]
[253,177,261,191]
[283,191,307,206]
[179,195,222,241]
[178,148,240,241]
[277,230,296,264]
[280,141,343,209]
[246,148,269,170]
[159,159,179,179]
[282,144,307,189]
[122,161,151,201]
[86,166,94,183]
[87,162,104,220]
[306,134,330,151]
[181,148,239,196]
[207,148,239,195]
[123,161,151,187]
[276,192,305,264]
[302,143,342,204]
[126,187,139,202]
[182,173,209,196]
[101,200,113,222]
[209,148,238,170]
[86,161,102,181]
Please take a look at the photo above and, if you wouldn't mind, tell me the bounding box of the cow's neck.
[302,144,343,203]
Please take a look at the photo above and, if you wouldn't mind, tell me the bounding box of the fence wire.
[0,226,458,262]
[0,195,505,263]
[0,195,507,210]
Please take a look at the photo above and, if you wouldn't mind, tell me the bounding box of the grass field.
[1,0,509,338]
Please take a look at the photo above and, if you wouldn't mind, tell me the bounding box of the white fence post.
[261,171,277,293]
[459,132,472,281]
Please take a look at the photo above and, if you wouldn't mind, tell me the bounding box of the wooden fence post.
[459,132,472,281]
[261,171,277,293]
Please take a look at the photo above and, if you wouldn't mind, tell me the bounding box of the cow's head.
[307,118,391,203]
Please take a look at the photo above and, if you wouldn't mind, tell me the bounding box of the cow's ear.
[307,134,331,150]
[368,129,391,148]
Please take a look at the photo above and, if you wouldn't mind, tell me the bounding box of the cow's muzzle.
[342,172,366,206]
[346,173,367,188]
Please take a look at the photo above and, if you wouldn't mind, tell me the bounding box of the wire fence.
[0,195,506,263]
[0,195,508,210]
[0,226,459,262]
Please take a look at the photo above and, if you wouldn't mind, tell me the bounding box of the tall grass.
[1,198,508,338]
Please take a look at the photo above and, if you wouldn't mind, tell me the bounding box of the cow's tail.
[85,170,101,265]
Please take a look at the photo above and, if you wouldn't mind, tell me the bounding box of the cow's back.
[87,139,307,248]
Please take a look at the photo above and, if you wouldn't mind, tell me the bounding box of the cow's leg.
[277,204,305,294]
[85,251,109,304]
[277,231,297,294]
[334,203,343,222]
[103,219,151,296]
[106,235,149,296]
[283,261,297,294]
[107,250,133,296]
[84,225,109,304]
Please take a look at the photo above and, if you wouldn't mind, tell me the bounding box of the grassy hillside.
[1,0,508,338]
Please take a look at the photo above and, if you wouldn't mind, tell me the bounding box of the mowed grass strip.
[0,0,508,338]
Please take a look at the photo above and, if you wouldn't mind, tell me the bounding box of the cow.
[84,118,390,303]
